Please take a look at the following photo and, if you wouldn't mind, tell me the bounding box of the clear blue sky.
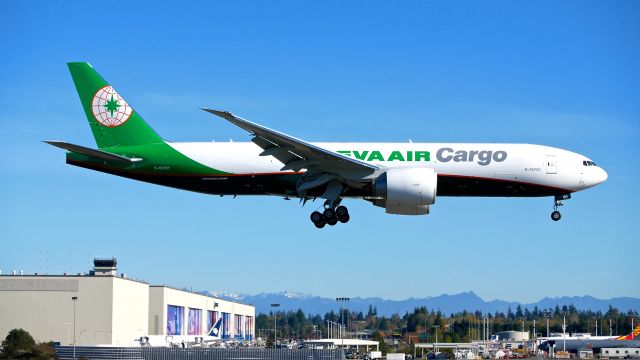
[1,1,638,303]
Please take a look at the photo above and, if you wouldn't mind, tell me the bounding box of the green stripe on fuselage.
[66,142,229,175]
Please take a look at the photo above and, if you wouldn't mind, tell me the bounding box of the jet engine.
[372,168,437,215]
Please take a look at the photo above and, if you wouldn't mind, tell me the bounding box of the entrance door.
[546,155,557,174]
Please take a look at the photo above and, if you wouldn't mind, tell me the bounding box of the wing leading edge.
[201,108,378,177]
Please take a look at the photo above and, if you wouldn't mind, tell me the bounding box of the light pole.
[271,303,280,348]
[543,310,549,339]
[72,296,78,360]
[336,297,350,348]
[521,319,525,353]
[433,325,438,353]
[562,314,567,352]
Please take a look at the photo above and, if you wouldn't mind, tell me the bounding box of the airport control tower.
[90,257,117,276]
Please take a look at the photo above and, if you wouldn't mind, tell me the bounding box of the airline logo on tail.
[91,85,132,127]
[208,318,223,338]
[616,323,640,340]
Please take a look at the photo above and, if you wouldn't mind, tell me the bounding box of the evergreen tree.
[1,328,36,358]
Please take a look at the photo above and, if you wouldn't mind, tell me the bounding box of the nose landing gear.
[551,194,571,221]
[310,202,350,228]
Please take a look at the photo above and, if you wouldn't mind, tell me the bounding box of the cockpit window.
[583,160,597,166]
[583,161,588,166]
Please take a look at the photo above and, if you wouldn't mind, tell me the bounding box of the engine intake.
[373,168,437,215]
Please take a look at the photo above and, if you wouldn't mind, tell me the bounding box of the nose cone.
[585,167,608,188]
[595,167,608,185]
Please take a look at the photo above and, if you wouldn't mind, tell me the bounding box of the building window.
[222,312,230,339]
[235,314,243,339]
[188,308,202,335]
[207,311,220,335]
[167,305,184,335]
[245,316,253,340]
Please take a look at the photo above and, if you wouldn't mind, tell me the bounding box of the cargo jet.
[47,63,608,228]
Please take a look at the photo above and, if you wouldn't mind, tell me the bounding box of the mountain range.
[202,291,640,316]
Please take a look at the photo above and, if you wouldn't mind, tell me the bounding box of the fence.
[55,346,345,360]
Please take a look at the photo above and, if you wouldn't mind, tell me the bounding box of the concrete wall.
[111,276,149,345]
[0,275,148,346]
[0,276,110,345]
[0,276,254,346]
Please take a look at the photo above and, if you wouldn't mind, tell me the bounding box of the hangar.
[0,258,255,346]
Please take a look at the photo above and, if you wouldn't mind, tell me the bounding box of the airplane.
[538,323,640,353]
[139,317,225,347]
[207,318,223,338]
[47,62,608,228]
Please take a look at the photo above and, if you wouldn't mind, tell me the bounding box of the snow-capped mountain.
[206,290,640,316]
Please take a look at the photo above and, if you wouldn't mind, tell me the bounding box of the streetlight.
[544,310,550,339]
[270,304,279,348]
[433,325,438,353]
[72,296,78,360]
[336,297,350,349]
[521,318,525,353]
[562,314,567,352]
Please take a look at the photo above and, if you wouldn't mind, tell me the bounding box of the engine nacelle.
[373,168,437,215]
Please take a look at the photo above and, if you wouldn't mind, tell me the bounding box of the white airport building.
[0,259,255,346]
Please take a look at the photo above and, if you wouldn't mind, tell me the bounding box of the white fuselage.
[168,142,607,194]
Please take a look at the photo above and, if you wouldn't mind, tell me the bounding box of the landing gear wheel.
[310,211,326,228]
[326,217,338,226]
[336,206,349,223]
[323,208,336,221]
[310,211,323,223]
[336,206,348,217]
[551,211,561,221]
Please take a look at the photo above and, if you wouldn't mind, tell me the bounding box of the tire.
[326,216,338,226]
[314,221,325,228]
[338,213,350,223]
[336,205,348,217]
[323,208,335,220]
[310,211,323,223]
[551,211,561,221]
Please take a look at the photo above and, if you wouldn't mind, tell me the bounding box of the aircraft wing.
[202,108,378,176]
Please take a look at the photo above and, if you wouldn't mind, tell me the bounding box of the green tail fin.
[67,62,163,149]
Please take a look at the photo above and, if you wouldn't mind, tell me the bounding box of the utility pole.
[271,304,280,348]
[72,296,78,360]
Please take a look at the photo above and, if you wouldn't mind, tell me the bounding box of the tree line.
[255,304,639,343]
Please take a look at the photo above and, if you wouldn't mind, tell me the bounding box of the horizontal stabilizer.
[44,141,142,163]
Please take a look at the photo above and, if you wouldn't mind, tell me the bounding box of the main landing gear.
[310,204,350,228]
[551,194,571,221]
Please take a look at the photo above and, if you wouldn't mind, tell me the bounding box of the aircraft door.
[546,155,557,174]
